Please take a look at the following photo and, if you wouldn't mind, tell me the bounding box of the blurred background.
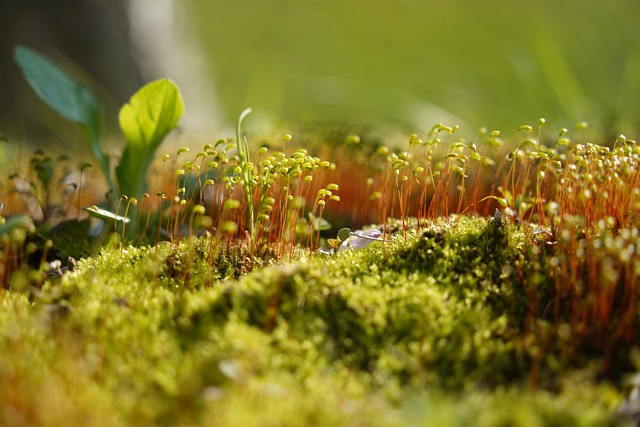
[1,0,640,148]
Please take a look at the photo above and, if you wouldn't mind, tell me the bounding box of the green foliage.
[14,46,113,197]
[13,46,102,143]
[14,46,184,218]
[116,79,185,199]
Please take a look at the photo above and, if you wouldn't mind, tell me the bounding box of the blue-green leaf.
[13,46,102,149]
[14,46,114,198]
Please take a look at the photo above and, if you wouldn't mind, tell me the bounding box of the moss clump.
[0,217,633,426]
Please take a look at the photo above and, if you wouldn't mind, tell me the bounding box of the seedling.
[15,46,184,230]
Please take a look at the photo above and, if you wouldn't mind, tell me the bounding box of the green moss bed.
[1,216,638,426]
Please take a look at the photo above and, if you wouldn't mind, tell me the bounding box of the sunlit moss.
[0,216,633,426]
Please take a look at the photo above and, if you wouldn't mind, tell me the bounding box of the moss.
[0,217,634,426]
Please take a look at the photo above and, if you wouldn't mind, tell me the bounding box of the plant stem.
[236,108,255,246]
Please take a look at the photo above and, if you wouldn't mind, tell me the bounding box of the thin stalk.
[236,108,255,247]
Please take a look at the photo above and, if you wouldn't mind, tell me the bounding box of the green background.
[187,0,640,134]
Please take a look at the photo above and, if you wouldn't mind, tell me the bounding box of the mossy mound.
[0,217,634,426]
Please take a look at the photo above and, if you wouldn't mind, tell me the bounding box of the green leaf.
[337,228,352,242]
[116,79,184,198]
[14,46,102,142]
[13,46,113,198]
